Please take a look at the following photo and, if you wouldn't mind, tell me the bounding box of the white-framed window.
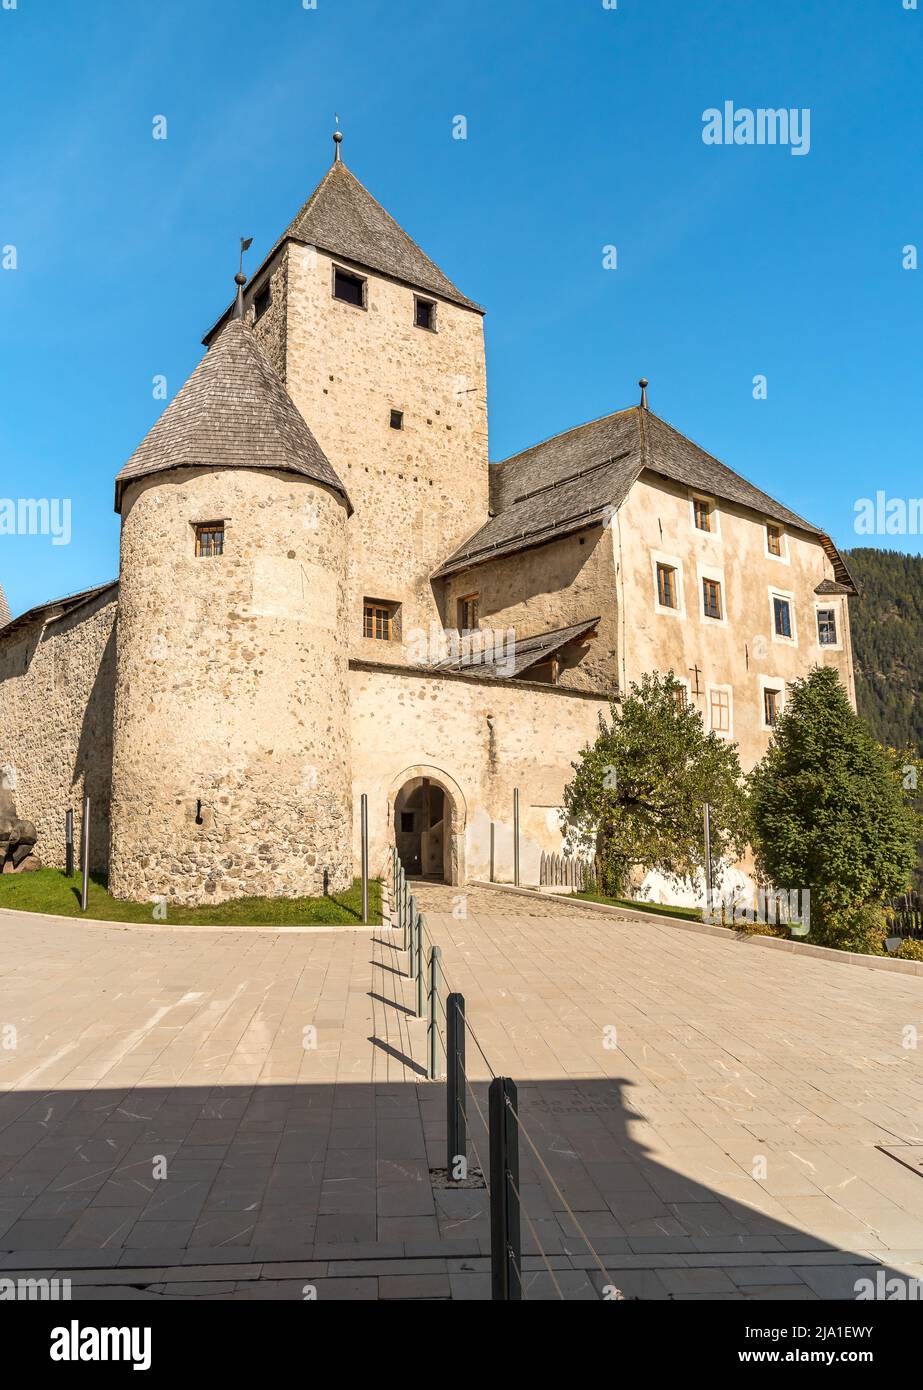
[769,587,797,645]
[815,602,841,650]
[758,674,786,729]
[764,520,789,563]
[690,492,720,537]
[651,550,686,617]
[706,682,733,738]
[698,564,727,625]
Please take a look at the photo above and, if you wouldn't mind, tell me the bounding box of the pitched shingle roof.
[205,159,482,342]
[436,405,856,592]
[115,318,350,511]
[437,617,601,680]
[0,581,118,642]
[0,585,10,629]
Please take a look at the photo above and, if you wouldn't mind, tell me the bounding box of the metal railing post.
[427,945,443,1080]
[513,789,520,888]
[360,793,369,924]
[65,808,74,879]
[447,993,466,1177]
[407,894,416,976]
[415,912,426,1019]
[489,1076,521,1300]
[80,795,91,913]
[703,801,713,918]
[489,821,495,883]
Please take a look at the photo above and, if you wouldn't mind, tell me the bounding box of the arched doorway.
[389,767,466,886]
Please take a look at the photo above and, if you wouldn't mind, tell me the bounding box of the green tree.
[748,666,920,952]
[561,671,748,897]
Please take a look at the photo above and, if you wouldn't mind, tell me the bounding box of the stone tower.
[205,138,490,660]
[109,316,353,906]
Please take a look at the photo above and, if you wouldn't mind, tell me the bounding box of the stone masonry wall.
[0,589,117,874]
[109,466,352,906]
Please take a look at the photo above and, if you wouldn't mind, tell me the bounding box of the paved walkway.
[0,885,920,1300]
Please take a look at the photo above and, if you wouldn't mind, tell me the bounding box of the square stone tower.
[206,141,490,661]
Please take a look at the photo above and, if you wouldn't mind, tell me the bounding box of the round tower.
[109,316,353,906]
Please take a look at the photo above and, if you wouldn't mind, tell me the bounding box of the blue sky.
[1,0,920,617]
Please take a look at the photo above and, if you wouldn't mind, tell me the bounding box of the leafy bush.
[894,937,923,962]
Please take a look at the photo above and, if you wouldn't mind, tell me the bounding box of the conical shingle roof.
[114,318,350,511]
[0,584,11,629]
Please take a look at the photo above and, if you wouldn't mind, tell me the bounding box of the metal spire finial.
[233,236,253,321]
[639,378,649,410]
[333,113,343,162]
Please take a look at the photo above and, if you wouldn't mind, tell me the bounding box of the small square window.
[702,577,722,620]
[363,599,399,641]
[693,497,713,532]
[194,522,225,558]
[458,594,480,631]
[817,608,837,646]
[709,687,731,733]
[415,297,436,330]
[766,524,783,557]
[656,563,677,609]
[763,687,782,727]
[253,284,271,322]
[400,811,415,833]
[390,409,404,430]
[773,596,792,638]
[333,266,366,307]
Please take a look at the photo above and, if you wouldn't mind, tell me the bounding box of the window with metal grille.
[693,497,712,532]
[702,577,722,620]
[363,600,397,641]
[415,297,436,330]
[333,266,366,307]
[458,594,479,631]
[766,523,783,556]
[773,595,792,638]
[194,522,225,558]
[656,563,677,608]
[709,687,731,733]
[817,608,837,645]
[763,687,781,727]
[673,684,688,711]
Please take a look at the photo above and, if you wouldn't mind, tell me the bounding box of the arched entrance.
[389,766,466,886]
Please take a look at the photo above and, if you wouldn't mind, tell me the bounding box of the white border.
[698,563,727,626]
[690,491,721,539]
[814,599,842,651]
[705,681,734,738]
[764,520,789,564]
[758,673,786,730]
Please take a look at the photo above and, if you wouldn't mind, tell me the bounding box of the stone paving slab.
[1,886,922,1299]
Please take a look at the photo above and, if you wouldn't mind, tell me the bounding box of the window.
[766,523,783,557]
[673,682,689,711]
[763,687,782,727]
[253,284,271,322]
[390,409,404,430]
[773,595,792,639]
[709,687,731,734]
[817,608,837,646]
[702,577,722,620]
[458,594,480,631]
[656,563,678,609]
[400,811,415,833]
[693,496,713,532]
[194,522,225,558]
[414,297,436,331]
[333,266,366,307]
[363,600,398,641]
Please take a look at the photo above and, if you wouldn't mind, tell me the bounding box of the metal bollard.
[427,945,443,1080]
[360,794,369,925]
[80,795,91,913]
[489,1076,522,1301]
[446,993,467,1177]
[65,808,74,879]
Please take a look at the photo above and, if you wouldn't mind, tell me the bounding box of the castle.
[0,136,858,906]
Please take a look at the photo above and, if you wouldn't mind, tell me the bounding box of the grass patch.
[0,868,381,927]
[569,890,704,923]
